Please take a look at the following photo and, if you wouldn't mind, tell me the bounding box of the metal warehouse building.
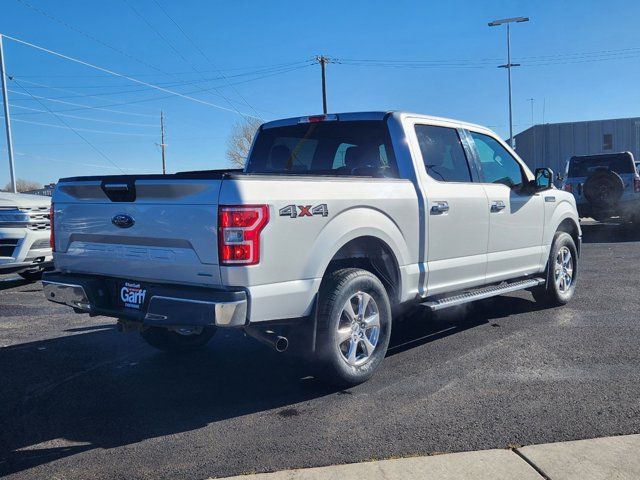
[514,117,640,176]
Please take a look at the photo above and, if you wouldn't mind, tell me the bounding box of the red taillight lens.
[564,183,573,193]
[218,205,269,265]
[49,204,55,251]
[634,176,640,193]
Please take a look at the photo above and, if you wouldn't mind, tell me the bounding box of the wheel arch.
[322,235,402,304]
[556,217,581,256]
[306,207,410,305]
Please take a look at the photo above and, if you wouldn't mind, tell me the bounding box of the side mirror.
[534,167,553,191]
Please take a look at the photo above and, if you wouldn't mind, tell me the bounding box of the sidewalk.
[213,434,640,480]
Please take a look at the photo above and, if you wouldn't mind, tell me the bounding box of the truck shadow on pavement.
[0,294,546,476]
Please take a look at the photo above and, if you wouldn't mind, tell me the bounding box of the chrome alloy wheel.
[554,246,574,293]
[337,291,380,366]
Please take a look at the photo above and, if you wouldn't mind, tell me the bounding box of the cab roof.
[261,111,492,134]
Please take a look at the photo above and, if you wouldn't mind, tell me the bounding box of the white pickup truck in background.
[0,191,52,280]
[43,111,581,386]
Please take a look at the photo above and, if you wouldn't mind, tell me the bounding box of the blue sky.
[0,0,639,186]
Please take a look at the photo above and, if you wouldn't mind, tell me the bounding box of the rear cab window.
[245,120,398,177]
[568,154,636,178]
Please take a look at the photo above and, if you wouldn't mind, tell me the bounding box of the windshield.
[245,120,397,177]
[568,153,635,177]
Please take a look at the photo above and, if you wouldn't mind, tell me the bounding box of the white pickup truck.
[43,111,581,386]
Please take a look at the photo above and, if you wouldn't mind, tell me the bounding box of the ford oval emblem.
[112,213,135,228]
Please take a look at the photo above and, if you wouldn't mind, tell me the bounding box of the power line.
[122,0,251,120]
[8,59,312,78]
[12,77,158,114]
[151,0,263,119]
[12,135,228,146]
[5,148,139,171]
[9,104,157,127]
[8,88,158,118]
[7,116,157,136]
[8,64,311,116]
[10,78,126,172]
[14,0,169,75]
[9,63,312,103]
[1,33,260,118]
[336,47,640,69]
[11,62,312,89]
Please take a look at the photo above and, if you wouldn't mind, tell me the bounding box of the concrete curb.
[211,434,640,480]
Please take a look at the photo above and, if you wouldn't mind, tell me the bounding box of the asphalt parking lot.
[1,221,639,480]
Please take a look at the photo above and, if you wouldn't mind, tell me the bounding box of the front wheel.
[315,268,392,387]
[532,232,578,306]
[140,325,216,353]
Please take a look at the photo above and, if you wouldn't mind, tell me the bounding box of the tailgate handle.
[104,183,130,191]
[101,181,136,202]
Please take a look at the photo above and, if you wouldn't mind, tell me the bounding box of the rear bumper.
[42,272,247,327]
[577,198,640,219]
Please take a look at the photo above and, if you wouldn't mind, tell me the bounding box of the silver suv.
[0,192,53,280]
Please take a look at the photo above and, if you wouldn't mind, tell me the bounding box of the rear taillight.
[218,205,269,265]
[564,183,573,193]
[49,204,55,251]
[634,176,640,193]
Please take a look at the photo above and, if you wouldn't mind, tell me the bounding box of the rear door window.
[414,125,472,182]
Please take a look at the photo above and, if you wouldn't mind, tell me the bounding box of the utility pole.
[0,35,16,193]
[527,98,534,126]
[315,55,329,114]
[160,110,166,174]
[488,17,529,148]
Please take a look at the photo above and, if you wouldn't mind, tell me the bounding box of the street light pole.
[0,35,16,193]
[488,16,529,149]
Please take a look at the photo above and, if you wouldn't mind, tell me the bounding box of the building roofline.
[515,115,640,137]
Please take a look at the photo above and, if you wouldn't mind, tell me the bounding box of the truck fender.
[544,200,581,247]
[304,206,410,283]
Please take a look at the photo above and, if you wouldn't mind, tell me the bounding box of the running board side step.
[421,277,545,311]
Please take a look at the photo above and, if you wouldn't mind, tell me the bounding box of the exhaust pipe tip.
[275,336,288,353]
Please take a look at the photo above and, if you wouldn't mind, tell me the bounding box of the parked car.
[0,191,53,280]
[561,152,640,223]
[43,111,581,386]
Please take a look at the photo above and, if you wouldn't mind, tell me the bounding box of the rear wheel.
[532,232,578,306]
[315,268,392,387]
[140,325,216,353]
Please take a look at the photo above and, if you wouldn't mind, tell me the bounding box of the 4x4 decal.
[279,204,328,218]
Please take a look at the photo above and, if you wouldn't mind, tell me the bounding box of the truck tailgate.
[53,177,223,286]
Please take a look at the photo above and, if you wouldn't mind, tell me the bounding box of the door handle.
[430,201,450,215]
[490,201,506,213]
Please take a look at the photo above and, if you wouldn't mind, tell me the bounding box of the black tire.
[18,269,44,281]
[140,326,216,353]
[583,170,624,210]
[532,232,578,306]
[315,268,392,387]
